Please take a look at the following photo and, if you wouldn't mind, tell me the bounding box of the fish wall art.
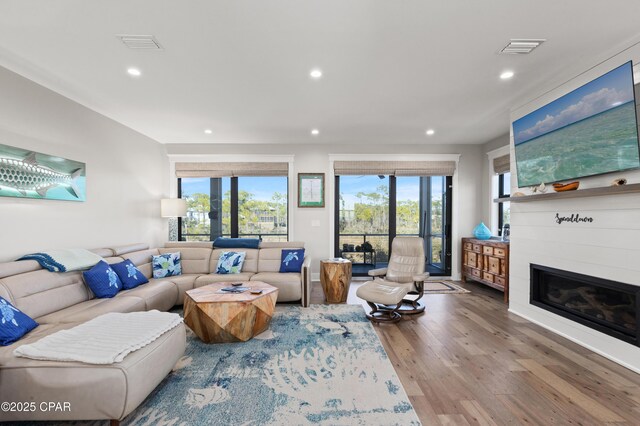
[0,143,86,201]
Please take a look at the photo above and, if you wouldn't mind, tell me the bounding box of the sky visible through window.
[180,175,442,206]
[181,177,286,200]
[340,175,443,209]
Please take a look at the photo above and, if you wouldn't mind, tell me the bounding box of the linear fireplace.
[530,264,640,347]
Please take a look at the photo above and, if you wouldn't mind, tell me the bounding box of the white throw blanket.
[17,248,103,272]
[14,311,183,364]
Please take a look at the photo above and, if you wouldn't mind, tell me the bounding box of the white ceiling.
[0,1,639,145]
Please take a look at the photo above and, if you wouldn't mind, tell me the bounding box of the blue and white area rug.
[124,304,420,425]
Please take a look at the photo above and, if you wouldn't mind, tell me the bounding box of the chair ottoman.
[356,281,409,323]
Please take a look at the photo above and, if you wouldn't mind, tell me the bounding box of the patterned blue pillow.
[83,260,122,298]
[279,249,305,273]
[0,297,38,346]
[216,251,246,274]
[152,252,182,278]
[112,259,149,290]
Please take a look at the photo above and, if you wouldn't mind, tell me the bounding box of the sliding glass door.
[336,175,452,276]
[336,176,390,272]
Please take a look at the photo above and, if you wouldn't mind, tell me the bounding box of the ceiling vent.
[117,35,162,50]
[500,39,545,55]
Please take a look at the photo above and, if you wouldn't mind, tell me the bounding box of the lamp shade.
[161,198,187,218]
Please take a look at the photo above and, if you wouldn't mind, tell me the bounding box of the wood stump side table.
[320,259,352,303]
[183,281,278,343]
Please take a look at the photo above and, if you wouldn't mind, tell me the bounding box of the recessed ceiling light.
[311,129,320,136]
[127,67,141,77]
[310,69,323,79]
[426,129,435,136]
[204,129,213,134]
[500,70,515,80]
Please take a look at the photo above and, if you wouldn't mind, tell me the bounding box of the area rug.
[120,304,420,425]
[424,280,470,294]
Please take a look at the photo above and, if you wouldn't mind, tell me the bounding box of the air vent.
[500,39,545,55]
[117,35,162,50]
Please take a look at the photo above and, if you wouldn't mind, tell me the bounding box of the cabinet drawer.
[488,257,500,274]
[464,242,472,250]
[494,248,506,257]
[471,268,481,278]
[472,244,481,252]
[495,276,506,286]
[482,271,494,282]
[482,246,493,255]
[466,252,477,268]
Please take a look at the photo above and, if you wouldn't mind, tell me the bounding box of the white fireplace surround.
[508,44,640,373]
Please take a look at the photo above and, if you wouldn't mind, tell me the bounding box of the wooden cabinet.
[461,238,509,302]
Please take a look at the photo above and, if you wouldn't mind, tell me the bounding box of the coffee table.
[183,281,278,343]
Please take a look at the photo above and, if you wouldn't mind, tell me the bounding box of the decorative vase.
[473,222,492,240]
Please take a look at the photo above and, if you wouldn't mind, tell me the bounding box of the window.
[178,176,288,241]
[498,172,510,235]
[335,174,452,276]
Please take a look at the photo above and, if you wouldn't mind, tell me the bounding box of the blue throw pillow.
[83,260,122,298]
[152,252,182,278]
[111,259,149,290]
[213,237,261,249]
[216,251,246,274]
[0,297,38,346]
[279,249,305,273]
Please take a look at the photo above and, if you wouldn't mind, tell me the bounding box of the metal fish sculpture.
[0,152,82,198]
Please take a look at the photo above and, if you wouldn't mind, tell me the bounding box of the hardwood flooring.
[310,280,640,425]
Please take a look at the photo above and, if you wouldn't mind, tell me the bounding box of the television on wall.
[513,61,640,188]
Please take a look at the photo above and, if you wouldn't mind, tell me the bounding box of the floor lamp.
[161,198,187,241]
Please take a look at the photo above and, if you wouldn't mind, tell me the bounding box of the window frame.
[497,173,510,236]
[334,174,452,276]
[178,176,289,241]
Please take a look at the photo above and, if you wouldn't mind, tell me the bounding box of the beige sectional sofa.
[0,240,310,422]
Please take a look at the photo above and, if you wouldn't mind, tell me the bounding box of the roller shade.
[333,160,456,176]
[493,154,510,175]
[175,162,289,178]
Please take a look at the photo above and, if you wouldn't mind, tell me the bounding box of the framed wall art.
[298,173,324,208]
[0,143,86,201]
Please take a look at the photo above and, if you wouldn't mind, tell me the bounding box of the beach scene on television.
[513,62,640,187]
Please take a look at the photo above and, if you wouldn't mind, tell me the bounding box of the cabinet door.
[488,257,500,275]
[467,251,477,268]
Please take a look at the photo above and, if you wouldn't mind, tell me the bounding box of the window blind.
[333,160,456,176]
[175,162,289,178]
[492,154,510,175]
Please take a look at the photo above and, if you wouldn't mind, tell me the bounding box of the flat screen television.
[513,61,640,188]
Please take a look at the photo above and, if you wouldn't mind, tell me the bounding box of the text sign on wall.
[555,213,594,225]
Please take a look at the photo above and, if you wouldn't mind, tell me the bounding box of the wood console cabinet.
[461,238,509,302]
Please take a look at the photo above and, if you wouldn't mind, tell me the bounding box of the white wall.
[0,66,168,261]
[165,143,486,278]
[509,47,640,372]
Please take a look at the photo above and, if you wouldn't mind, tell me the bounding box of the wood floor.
[310,280,640,426]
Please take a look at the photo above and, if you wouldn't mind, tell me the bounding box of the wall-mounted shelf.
[494,183,640,203]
